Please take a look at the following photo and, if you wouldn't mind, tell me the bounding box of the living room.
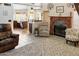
[0,3,79,56]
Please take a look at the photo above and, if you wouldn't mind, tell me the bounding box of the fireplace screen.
[54,20,66,37]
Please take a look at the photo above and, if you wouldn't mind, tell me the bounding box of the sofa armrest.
[11,34,19,38]
[11,34,19,43]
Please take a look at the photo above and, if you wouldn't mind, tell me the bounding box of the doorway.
[13,9,29,34]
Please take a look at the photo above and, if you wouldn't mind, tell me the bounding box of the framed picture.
[56,6,64,13]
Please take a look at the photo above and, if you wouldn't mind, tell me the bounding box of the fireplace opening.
[54,20,67,37]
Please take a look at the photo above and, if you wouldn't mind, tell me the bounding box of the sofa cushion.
[0,31,12,41]
[0,38,13,46]
[3,24,11,31]
[0,24,12,41]
[6,31,12,38]
[0,32,7,40]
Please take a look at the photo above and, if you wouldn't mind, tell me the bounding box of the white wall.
[72,11,79,29]
[49,3,73,16]
[13,4,27,10]
[0,4,14,23]
[42,3,48,11]
[42,3,73,16]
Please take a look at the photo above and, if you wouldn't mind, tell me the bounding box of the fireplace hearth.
[54,20,66,37]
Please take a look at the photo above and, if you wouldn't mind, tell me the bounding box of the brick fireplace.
[50,16,72,35]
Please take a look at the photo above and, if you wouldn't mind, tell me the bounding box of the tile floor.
[13,29,32,49]
[1,29,79,56]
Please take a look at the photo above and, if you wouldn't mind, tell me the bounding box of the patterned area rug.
[0,35,79,56]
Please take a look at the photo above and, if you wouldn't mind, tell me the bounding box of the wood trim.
[50,16,72,18]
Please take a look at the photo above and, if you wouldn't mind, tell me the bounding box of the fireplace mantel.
[50,16,72,35]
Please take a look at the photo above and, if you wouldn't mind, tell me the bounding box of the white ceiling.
[13,3,42,10]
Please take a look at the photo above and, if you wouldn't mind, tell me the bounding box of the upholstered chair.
[65,28,79,46]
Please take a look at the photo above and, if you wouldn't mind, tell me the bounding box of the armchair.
[65,28,79,46]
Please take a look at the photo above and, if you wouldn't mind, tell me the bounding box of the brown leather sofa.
[0,24,19,53]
